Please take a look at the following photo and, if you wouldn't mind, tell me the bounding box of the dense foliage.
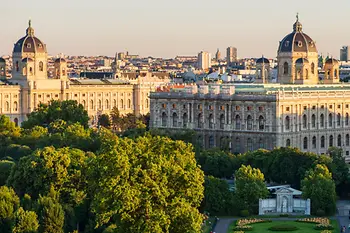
[301,164,337,215]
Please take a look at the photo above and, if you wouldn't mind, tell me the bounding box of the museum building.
[150,16,350,157]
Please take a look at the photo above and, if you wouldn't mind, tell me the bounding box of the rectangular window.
[303,106,307,110]
[346,104,349,108]
[259,106,264,112]
[312,106,316,110]
[338,105,341,109]
[286,107,290,111]
[247,106,252,111]
[329,105,333,109]
[235,106,240,111]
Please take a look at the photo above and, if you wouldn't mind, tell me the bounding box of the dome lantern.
[293,13,302,32]
[26,19,35,37]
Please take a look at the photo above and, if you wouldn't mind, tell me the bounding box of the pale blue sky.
[1,0,348,59]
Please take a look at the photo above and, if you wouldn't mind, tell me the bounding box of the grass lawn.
[202,218,215,233]
[228,219,339,233]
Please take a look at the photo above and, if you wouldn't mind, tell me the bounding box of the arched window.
[247,138,253,151]
[338,134,342,147]
[29,67,33,75]
[327,70,330,79]
[90,100,94,110]
[286,139,291,147]
[98,100,102,109]
[297,69,301,79]
[127,99,131,109]
[320,114,325,127]
[13,101,18,111]
[209,114,214,129]
[329,113,333,127]
[311,114,316,128]
[259,115,264,130]
[312,136,316,149]
[311,63,315,74]
[337,113,341,126]
[16,61,19,72]
[329,135,334,147]
[161,112,167,127]
[120,99,124,109]
[219,114,225,129]
[247,115,253,130]
[285,116,290,130]
[235,137,241,153]
[305,69,309,79]
[183,113,188,128]
[14,118,18,127]
[105,99,109,109]
[39,61,43,72]
[209,136,214,148]
[283,62,288,75]
[346,134,350,146]
[303,137,308,149]
[82,100,86,109]
[5,101,9,111]
[321,136,325,148]
[226,104,229,124]
[146,99,149,108]
[172,112,178,127]
[113,99,117,108]
[346,113,349,126]
[198,113,203,128]
[235,115,241,130]
[334,69,338,78]
[302,114,307,129]
[259,138,265,149]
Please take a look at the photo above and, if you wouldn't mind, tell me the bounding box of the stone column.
[306,199,311,215]
[259,198,263,215]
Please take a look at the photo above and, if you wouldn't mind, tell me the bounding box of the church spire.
[26,19,35,36]
[293,13,302,32]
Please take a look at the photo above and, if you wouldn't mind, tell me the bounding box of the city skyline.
[1,0,349,59]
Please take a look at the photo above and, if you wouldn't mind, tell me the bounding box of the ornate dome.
[55,58,66,63]
[325,58,338,64]
[256,57,269,64]
[13,20,47,54]
[278,15,317,53]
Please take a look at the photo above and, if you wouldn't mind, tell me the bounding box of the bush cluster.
[268,224,299,231]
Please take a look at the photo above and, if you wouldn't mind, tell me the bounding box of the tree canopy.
[22,100,89,129]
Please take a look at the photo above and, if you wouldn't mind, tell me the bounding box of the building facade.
[197,51,211,70]
[226,46,237,64]
[340,46,350,62]
[150,16,350,157]
[0,21,170,126]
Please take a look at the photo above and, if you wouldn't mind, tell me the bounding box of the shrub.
[316,209,326,217]
[268,224,298,231]
[234,225,253,231]
[240,209,249,217]
[279,214,289,217]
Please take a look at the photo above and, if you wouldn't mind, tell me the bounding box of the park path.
[213,201,350,233]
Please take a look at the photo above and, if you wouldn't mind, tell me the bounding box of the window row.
[285,113,350,130]
[82,99,134,110]
[286,134,350,150]
[3,101,18,112]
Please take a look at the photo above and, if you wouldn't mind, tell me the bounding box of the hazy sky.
[1,0,349,59]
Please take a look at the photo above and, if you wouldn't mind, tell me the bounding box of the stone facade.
[150,17,350,158]
[0,21,170,126]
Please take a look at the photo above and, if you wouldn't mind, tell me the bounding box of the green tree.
[110,107,121,131]
[22,100,89,129]
[0,186,20,232]
[36,194,64,233]
[235,165,268,214]
[98,114,111,129]
[327,147,348,186]
[202,176,236,215]
[89,134,204,233]
[0,160,15,185]
[12,207,39,233]
[0,115,21,148]
[301,164,337,215]
[8,147,71,198]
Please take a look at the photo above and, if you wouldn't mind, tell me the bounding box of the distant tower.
[0,57,6,79]
[323,58,340,84]
[215,48,221,61]
[226,46,237,64]
[54,58,68,80]
[255,56,270,83]
[197,51,211,70]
